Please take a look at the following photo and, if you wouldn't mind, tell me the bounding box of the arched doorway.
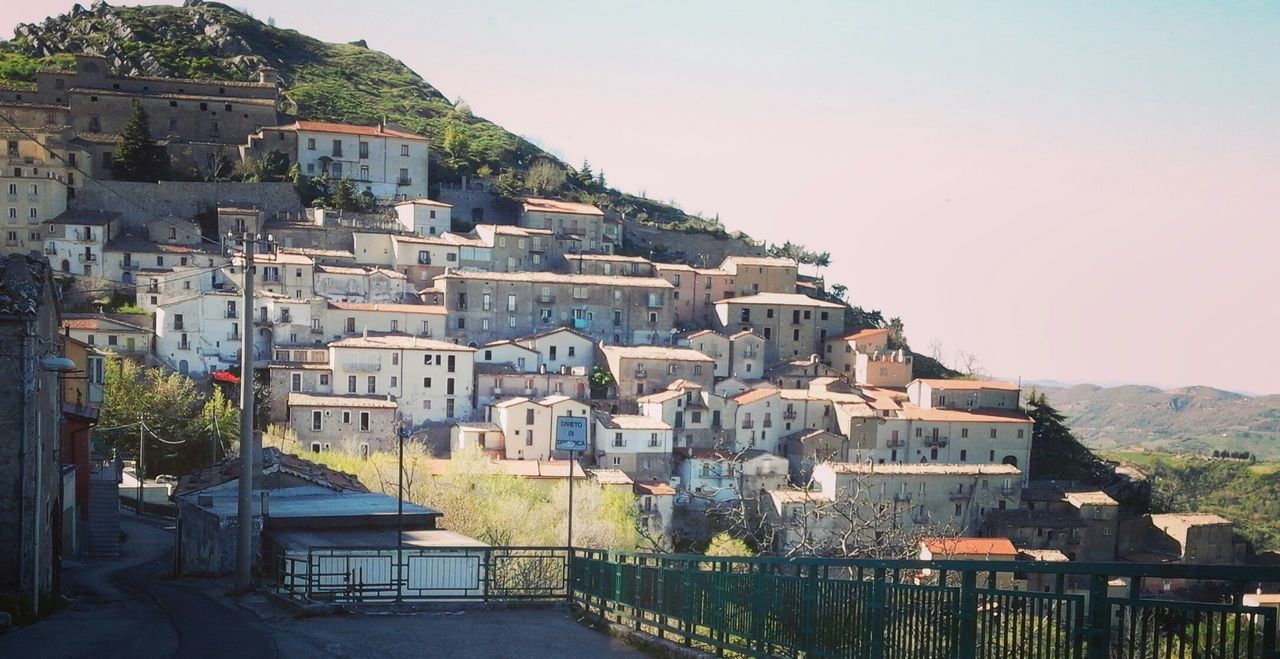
[1002,455,1018,468]
[122,272,133,285]
[178,360,188,375]
[60,259,70,273]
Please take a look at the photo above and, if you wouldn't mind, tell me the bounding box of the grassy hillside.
[1041,384,1280,459]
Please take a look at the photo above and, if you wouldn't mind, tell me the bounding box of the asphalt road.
[0,511,277,659]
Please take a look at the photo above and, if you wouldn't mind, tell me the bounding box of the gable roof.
[714,292,843,309]
[0,254,50,317]
[922,537,1017,557]
[913,379,1020,392]
[174,447,369,498]
[326,301,445,314]
[520,197,605,216]
[599,344,715,362]
[269,120,427,141]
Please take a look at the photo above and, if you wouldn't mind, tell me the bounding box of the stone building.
[0,124,88,257]
[243,121,430,200]
[41,210,121,277]
[517,197,608,254]
[594,414,673,482]
[714,292,844,363]
[434,270,675,346]
[0,55,282,177]
[598,344,717,400]
[0,254,63,616]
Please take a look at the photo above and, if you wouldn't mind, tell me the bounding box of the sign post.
[555,416,588,552]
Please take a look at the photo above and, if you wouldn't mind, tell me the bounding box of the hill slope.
[1038,384,1280,458]
[1,0,737,239]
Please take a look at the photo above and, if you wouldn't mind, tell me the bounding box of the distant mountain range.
[1036,384,1280,459]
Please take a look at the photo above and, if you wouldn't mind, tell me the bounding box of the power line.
[70,263,228,295]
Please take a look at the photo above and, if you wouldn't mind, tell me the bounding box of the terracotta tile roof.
[636,390,684,404]
[588,469,634,486]
[395,198,452,208]
[61,313,152,333]
[720,255,797,269]
[899,408,1032,424]
[0,254,50,317]
[271,120,427,140]
[329,333,473,351]
[600,344,714,362]
[316,264,406,279]
[326,301,444,314]
[1150,513,1233,527]
[174,447,369,498]
[634,481,676,496]
[1018,548,1071,562]
[768,489,834,506]
[834,328,890,342]
[714,292,843,309]
[1064,491,1118,507]
[567,254,652,263]
[922,537,1017,557]
[520,197,604,216]
[914,379,1020,392]
[733,388,779,405]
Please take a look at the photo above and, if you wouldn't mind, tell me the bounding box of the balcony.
[397,178,412,186]
[254,317,274,327]
[178,341,191,350]
[893,491,912,502]
[536,294,556,304]
[924,435,949,447]
[1001,485,1018,497]
[72,230,97,242]
[491,387,503,396]
[119,260,140,271]
[227,331,241,341]
[310,326,324,334]
[44,246,56,255]
[344,362,381,373]
[949,488,969,501]
[886,437,905,448]
[634,369,647,380]
[783,409,797,420]
[77,253,97,263]
[224,310,239,319]
[741,420,755,429]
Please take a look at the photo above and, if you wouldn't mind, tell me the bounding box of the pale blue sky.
[6,2,1279,393]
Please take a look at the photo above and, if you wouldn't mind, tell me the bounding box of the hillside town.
[0,50,1272,648]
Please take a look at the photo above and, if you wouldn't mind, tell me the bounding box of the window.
[401,144,410,156]
[307,138,316,150]
[359,412,370,431]
[960,450,967,461]
[291,374,302,391]
[915,427,922,437]
[1017,429,1025,439]
[526,409,535,424]
[989,428,997,439]
[347,376,357,393]
[961,428,969,438]
[482,293,491,311]
[447,355,456,372]
[311,411,322,431]
[320,374,329,386]
[367,376,376,393]
[693,364,702,376]
[343,412,351,424]
[399,168,409,184]
[740,308,750,322]
[332,139,343,157]
[649,433,660,447]
[359,141,369,159]
[359,165,369,180]
[424,377,432,388]
[446,378,455,395]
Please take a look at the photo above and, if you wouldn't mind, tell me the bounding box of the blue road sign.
[555,416,588,452]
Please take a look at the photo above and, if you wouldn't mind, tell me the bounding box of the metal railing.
[275,546,570,603]
[570,550,1280,659]
[269,544,1280,658]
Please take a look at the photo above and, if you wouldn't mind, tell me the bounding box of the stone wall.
[69,181,302,224]
[621,219,765,266]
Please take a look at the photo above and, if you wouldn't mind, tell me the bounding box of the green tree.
[885,316,909,350]
[113,100,167,181]
[1026,390,1095,480]
[589,365,615,398]
[98,360,212,478]
[705,532,754,558]
[441,121,472,172]
[242,149,291,182]
[195,387,240,464]
[324,177,366,211]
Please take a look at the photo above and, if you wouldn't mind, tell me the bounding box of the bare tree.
[956,350,987,379]
[525,159,566,196]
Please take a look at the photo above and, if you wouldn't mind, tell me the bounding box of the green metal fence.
[569,549,1280,659]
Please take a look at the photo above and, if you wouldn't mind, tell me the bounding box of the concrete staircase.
[84,474,121,557]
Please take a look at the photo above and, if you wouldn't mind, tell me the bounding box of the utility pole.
[136,420,145,515]
[226,231,276,592]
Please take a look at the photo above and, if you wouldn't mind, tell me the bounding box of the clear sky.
[5,2,1278,394]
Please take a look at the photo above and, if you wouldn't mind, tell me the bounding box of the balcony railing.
[119,260,140,270]
[77,253,97,263]
[536,294,556,304]
[397,177,412,186]
[310,326,324,334]
[886,438,906,448]
[924,435,949,447]
[741,420,755,429]
[227,332,241,341]
[783,409,797,420]
[344,362,381,372]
